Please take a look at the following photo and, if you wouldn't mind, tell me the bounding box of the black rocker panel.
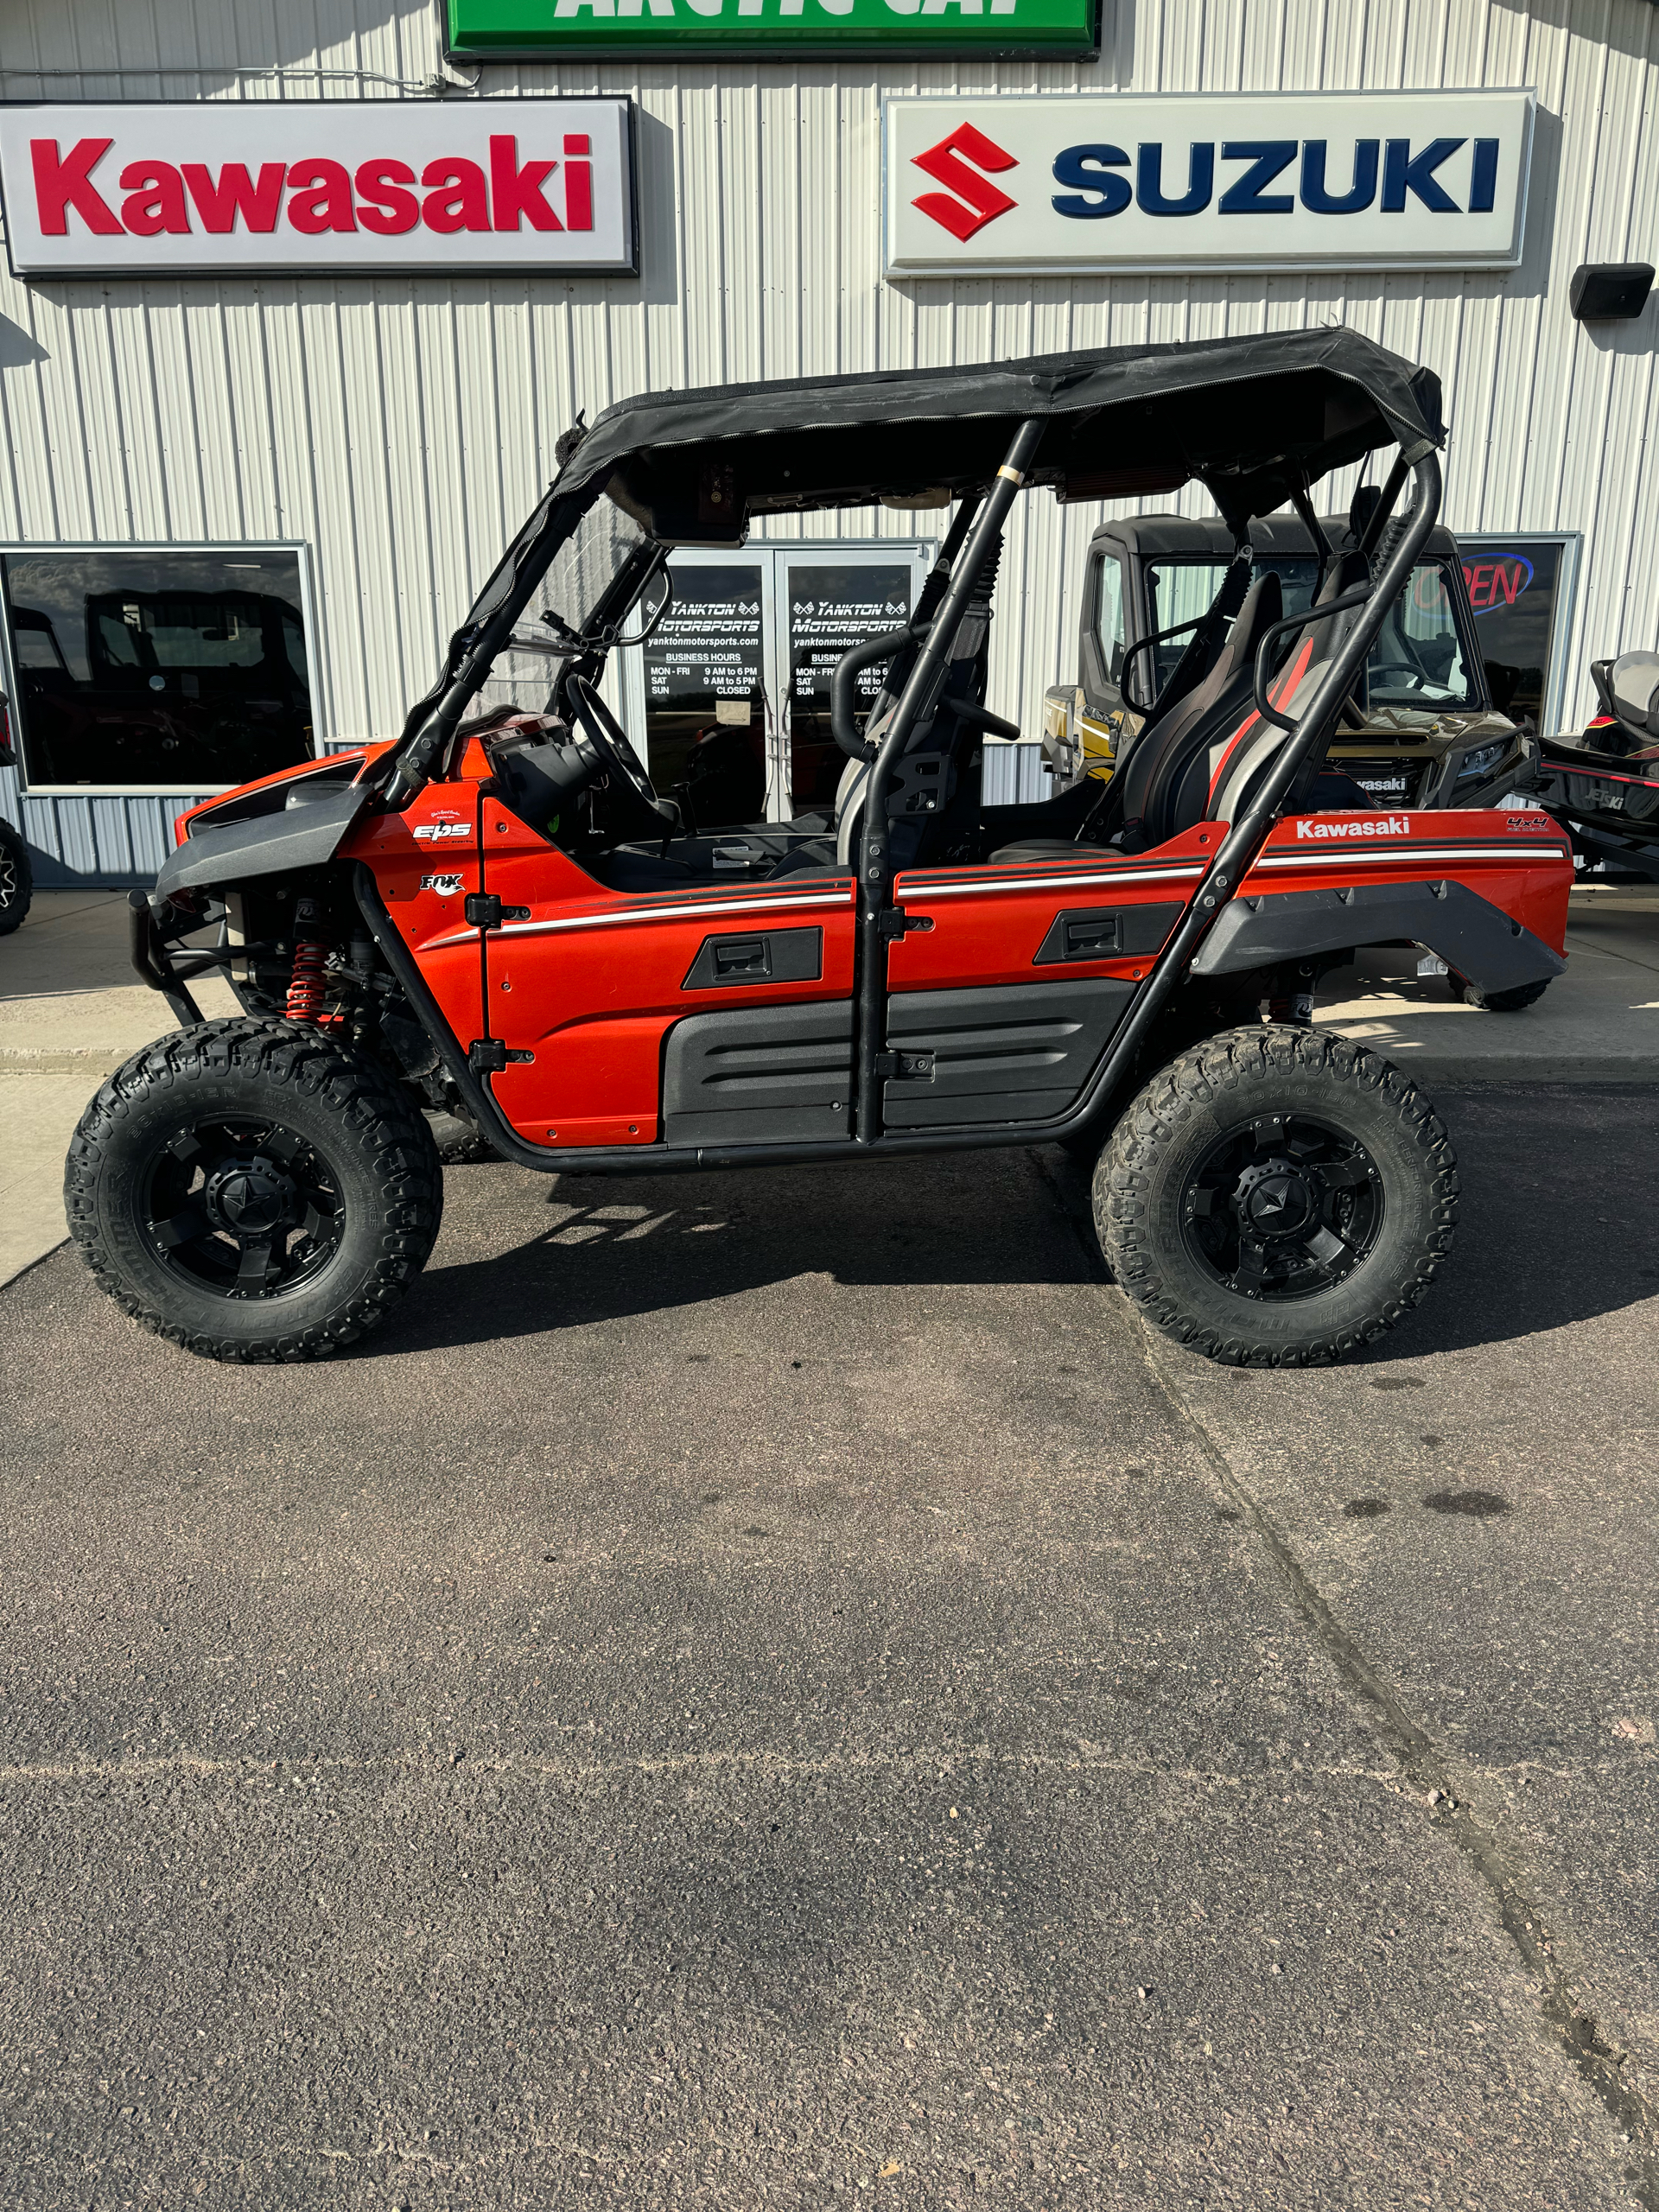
[882,978,1135,1129]
[682,925,823,991]
[1032,900,1185,965]
[662,997,852,1144]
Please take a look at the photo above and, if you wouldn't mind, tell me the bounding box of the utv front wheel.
[1094,1027,1458,1367]
[66,1019,443,1362]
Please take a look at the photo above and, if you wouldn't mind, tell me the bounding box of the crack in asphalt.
[1033,1148,1659,2208]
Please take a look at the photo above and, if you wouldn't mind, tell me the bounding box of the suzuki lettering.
[885,91,1533,276]
[0,100,637,276]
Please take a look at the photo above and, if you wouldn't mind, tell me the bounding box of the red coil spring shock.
[285,939,328,1024]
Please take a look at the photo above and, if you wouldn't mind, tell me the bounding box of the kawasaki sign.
[448,0,1096,57]
[885,91,1534,276]
[0,100,637,277]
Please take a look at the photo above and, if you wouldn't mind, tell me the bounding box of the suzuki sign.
[0,100,638,277]
[884,91,1534,276]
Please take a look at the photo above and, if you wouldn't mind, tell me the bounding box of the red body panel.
[1239,808,1573,951]
[323,763,1571,1155]
[891,823,1224,990]
[356,767,857,1148]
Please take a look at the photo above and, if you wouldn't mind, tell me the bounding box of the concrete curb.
[0,1047,128,1079]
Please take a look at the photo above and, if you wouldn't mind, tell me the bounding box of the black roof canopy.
[1090,512,1465,563]
[559,327,1445,544]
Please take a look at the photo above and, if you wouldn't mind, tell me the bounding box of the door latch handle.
[872,1050,936,1081]
[464,893,531,931]
[874,906,935,941]
[467,1038,535,1073]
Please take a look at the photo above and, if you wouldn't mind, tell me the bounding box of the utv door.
[872,842,1206,1131]
[472,796,860,1151]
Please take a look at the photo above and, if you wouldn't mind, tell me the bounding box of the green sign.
[447,0,1096,59]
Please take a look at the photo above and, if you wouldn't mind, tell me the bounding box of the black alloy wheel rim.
[1180,1111,1384,1303]
[0,843,18,908]
[140,1116,345,1300]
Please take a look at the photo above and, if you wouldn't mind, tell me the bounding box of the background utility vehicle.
[1042,512,1538,817]
[1535,649,1659,881]
[68,330,1571,1368]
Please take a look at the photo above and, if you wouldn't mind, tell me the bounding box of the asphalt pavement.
[1,1086,1656,2207]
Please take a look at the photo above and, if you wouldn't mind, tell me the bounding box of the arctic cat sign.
[0,101,637,276]
[885,91,1534,276]
[448,0,1096,58]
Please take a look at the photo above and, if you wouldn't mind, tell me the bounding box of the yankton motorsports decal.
[448,0,1095,59]
[884,89,1532,275]
[0,100,637,277]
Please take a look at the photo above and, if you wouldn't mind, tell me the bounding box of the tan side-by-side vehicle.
[1043,512,1537,815]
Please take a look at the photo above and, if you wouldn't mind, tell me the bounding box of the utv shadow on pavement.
[377,1085,1656,1364]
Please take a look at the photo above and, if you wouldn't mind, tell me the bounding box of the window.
[1455,535,1581,734]
[0,546,316,791]
[1144,555,1477,710]
[1095,554,1127,683]
[1367,560,1476,710]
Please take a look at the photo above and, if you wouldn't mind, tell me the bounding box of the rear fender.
[1192,877,1566,996]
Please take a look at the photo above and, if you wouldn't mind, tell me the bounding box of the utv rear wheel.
[1094,1027,1458,1367]
[1449,971,1551,1013]
[65,1018,442,1363]
[0,816,32,936]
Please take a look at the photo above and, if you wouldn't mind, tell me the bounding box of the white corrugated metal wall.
[2,0,1656,879]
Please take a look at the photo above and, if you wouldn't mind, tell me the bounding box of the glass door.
[778,550,931,818]
[620,542,933,827]
[627,552,772,831]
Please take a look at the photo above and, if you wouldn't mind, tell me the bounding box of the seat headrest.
[1215,569,1283,682]
[1611,650,1659,733]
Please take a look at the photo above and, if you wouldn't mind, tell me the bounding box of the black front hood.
[156,773,376,901]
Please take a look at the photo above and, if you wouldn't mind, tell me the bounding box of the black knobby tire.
[65,1017,443,1363]
[1092,1027,1459,1368]
[0,816,32,937]
[1452,973,1551,1013]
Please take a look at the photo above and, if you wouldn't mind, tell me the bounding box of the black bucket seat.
[988,569,1286,864]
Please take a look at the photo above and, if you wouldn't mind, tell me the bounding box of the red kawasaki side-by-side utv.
[70,329,1571,1367]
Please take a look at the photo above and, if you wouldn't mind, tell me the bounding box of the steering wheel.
[564,672,671,823]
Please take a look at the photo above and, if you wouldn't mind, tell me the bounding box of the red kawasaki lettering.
[287,159,357,236]
[181,161,285,235]
[356,158,419,237]
[30,137,122,236]
[490,135,562,232]
[119,161,190,238]
[563,133,592,232]
[421,157,491,234]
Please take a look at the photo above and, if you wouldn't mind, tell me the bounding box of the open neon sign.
[1462,553,1535,613]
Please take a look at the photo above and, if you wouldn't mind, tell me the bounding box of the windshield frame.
[378,475,667,801]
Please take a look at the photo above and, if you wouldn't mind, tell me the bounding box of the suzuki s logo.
[912,124,1018,241]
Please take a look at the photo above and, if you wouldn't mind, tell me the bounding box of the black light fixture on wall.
[1569,263,1656,321]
